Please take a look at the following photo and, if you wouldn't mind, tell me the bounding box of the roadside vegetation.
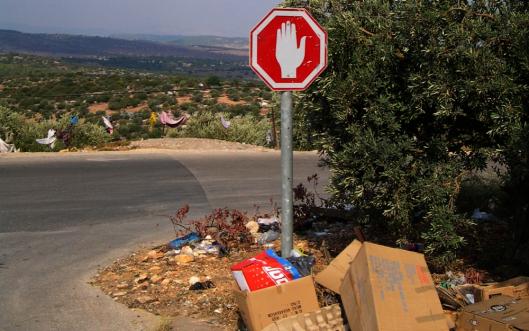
[284,0,529,273]
[0,54,275,151]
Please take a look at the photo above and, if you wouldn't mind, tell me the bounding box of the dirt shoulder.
[129,138,272,152]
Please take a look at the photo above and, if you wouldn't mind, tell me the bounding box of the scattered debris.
[189,280,215,291]
[471,208,496,222]
[169,232,200,250]
[457,295,529,331]
[91,205,529,331]
[231,249,304,292]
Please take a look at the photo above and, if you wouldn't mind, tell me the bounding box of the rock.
[134,273,149,283]
[245,220,259,234]
[116,282,129,290]
[214,308,223,314]
[146,250,164,259]
[112,291,127,297]
[135,295,155,304]
[180,246,194,256]
[188,276,200,285]
[161,278,171,286]
[151,275,163,284]
[175,254,194,264]
[149,266,162,274]
[164,250,179,257]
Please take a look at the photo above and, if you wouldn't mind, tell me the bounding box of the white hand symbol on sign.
[275,21,307,79]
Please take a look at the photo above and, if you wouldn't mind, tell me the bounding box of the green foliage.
[174,111,269,146]
[70,122,110,148]
[0,105,109,151]
[206,76,221,87]
[284,0,529,269]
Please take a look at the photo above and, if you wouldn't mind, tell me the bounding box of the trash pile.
[436,273,529,330]
[90,220,324,330]
[92,211,529,331]
[230,239,529,331]
[232,240,448,331]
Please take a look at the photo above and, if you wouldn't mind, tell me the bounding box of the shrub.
[0,106,109,151]
[175,111,269,146]
[283,0,529,269]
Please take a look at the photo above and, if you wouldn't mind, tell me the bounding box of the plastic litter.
[287,255,315,277]
[169,232,200,249]
[231,249,302,292]
[189,280,216,290]
[257,230,280,245]
[257,217,281,233]
[471,208,496,221]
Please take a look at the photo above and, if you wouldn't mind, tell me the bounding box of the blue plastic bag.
[169,232,200,249]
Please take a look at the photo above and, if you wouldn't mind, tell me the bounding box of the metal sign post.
[250,8,327,257]
[280,91,293,257]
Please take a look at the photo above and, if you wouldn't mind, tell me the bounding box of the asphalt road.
[0,150,327,331]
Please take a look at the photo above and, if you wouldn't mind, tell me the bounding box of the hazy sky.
[0,0,282,37]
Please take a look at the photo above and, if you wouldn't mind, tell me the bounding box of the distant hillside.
[0,30,245,60]
[111,34,248,50]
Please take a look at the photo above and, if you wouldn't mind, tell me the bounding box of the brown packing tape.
[415,285,437,294]
[415,313,448,323]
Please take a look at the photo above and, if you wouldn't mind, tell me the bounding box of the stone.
[151,275,163,284]
[174,254,194,264]
[148,266,162,274]
[134,273,149,283]
[180,246,194,256]
[164,250,178,257]
[161,278,171,286]
[135,295,155,304]
[146,250,164,259]
[112,291,127,297]
[116,282,129,290]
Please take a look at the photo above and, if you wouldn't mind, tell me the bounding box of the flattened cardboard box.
[234,276,320,331]
[340,242,448,331]
[479,276,529,302]
[457,295,529,331]
[262,304,348,331]
[314,240,362,294]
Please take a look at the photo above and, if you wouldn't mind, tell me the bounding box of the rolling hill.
[0,29,245,60]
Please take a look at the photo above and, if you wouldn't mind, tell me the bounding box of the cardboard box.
[340,242,448,331]
[479,277,529,302]
[457,295,529,330]
[314,240,362,294]
[234,276,320,331]
[262,304,348,331]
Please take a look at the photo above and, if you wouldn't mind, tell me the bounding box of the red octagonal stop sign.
[250,8,327,91]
